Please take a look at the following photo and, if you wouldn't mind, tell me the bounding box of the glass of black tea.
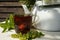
[14,15,32,34]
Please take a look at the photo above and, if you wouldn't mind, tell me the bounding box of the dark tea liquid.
[14,15,32,34]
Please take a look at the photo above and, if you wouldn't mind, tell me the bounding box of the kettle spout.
[22,4,30,15]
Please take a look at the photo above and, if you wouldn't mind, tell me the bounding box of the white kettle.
[33,0,60,31]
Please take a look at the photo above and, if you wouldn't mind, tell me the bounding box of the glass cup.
[14,15,32,34]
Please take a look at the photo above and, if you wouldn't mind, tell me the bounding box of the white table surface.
[0,27,60,40]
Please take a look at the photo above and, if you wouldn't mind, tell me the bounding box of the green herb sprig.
[11,30,44,40]
[0,14,14,33]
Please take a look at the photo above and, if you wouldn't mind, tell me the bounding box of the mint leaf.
[0,14,15,33]
[8,14,14,31]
